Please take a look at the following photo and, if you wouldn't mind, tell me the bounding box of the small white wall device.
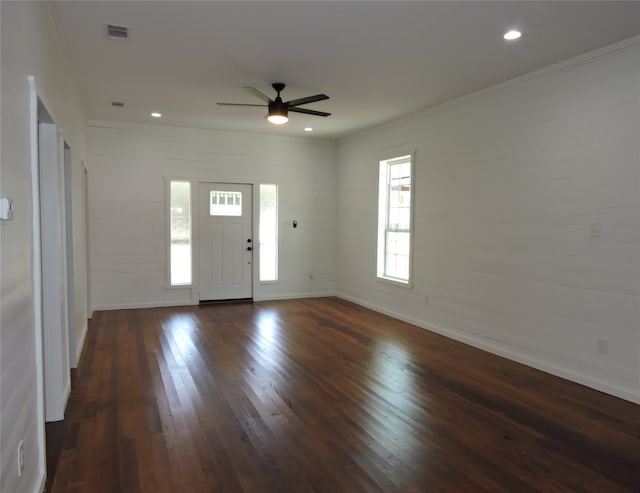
[0,197,14,221]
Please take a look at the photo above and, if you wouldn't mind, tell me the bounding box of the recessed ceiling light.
[304,127,313,132]
[150,112,162,118]
[504,30,522,41]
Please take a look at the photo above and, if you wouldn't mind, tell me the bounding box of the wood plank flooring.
[48,297,640,492]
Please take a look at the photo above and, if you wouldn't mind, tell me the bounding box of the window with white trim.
[377,154,413,284]
[169,180,192,286]
[259,184,278,281]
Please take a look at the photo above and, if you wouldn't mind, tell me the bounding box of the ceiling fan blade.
[243,86,272,103]
[288,107,331,117]
[286,94,329,107]
[217,103,267,107]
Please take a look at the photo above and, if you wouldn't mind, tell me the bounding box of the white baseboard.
[92,299,197,311]
[336,292,640,405]
[94,292,336,311]
[62,377,71,412]
[36,472,46,493]
[254,291,335,302]
[75,319,88,363]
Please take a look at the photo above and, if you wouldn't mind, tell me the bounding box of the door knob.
[247,246,253,251]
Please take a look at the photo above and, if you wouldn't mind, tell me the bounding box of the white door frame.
[28,75,47,491]
[63,143,77,367]
[34,88,71,423]
[83,165,92,319]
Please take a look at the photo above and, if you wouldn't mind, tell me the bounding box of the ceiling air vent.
[105,23,130,40]
[111,101,124,107]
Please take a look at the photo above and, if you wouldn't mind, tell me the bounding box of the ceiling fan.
[217,83,330,125]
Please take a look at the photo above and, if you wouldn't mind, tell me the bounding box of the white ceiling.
[52,1,640,140]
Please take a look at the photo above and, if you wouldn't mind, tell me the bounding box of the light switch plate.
[0,197,13,221]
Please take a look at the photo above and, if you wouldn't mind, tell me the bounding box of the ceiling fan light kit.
[267,98,289,125]
[267,114,288,125]
[218,82,330,126]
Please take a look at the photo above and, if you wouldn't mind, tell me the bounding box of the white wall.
[336,38,640,404]
[88,122,337,310]
[0,2,88,492]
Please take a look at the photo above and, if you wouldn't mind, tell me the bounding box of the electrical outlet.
[17,440,24,477]
[597,338,608,355]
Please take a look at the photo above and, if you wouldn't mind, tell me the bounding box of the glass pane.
[170,181,191,285]
[388,208,400,230]
[398,208,410,230]
[386,231,409,254]
[401,161,411,178]
[390,163,401,178]
[385,230,410,280]
[395,254,410,280]
[260,184,278,281]
[210,191,242,216]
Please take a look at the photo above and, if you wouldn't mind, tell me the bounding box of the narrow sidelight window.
[169,181,191,285]
[377,154,413,285]
[259,184,278,281]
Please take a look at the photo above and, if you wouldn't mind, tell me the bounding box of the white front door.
[199,183,253,301]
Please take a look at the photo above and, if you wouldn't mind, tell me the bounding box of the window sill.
[164,283,192,290]
[376,276,413,289]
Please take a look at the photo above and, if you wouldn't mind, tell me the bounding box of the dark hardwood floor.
[47,297,640,492]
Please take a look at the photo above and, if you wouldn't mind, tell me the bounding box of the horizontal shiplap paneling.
[336,39,640,402]
[88,123,337,309]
